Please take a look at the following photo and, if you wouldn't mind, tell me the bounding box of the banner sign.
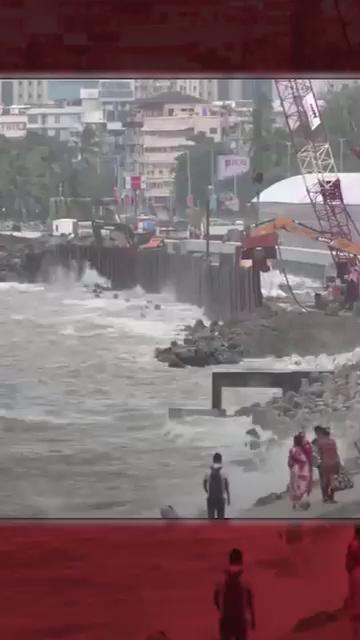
[124,175,146,190]
[217,155,250,180]
[302,91,321,131]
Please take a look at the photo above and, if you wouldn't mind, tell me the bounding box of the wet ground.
[0,521,352,640]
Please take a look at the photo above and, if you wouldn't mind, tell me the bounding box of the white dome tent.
[251,173,360,276]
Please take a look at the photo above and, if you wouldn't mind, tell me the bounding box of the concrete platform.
[212,368,333,411]
[168,408,226,419]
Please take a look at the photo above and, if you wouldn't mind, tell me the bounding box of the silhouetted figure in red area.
[346,525,360,638]
[203,452,230,519]
[214,548,255,640]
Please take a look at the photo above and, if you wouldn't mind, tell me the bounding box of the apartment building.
[127,92,222,208]
[0,113,27,138]
[174,79,218,102]
[26,106,82,141]
[0,79,48,106]
[135,79,218,102]
[48,79,99,101]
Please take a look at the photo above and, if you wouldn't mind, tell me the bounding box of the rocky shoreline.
[155,303,360,368]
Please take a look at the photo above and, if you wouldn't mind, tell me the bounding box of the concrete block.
[168,407,226,419]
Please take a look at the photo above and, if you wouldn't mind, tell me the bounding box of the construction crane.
[274,79,360,282]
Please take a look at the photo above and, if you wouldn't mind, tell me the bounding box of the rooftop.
[136,91,207,106]
[255,173,360,205]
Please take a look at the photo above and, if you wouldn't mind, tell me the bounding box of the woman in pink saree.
[288,433,312,510]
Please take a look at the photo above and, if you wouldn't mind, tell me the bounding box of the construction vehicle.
[273,80,360,287]
[248,216,360,259]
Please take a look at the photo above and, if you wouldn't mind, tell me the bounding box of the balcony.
[121,113,144,128]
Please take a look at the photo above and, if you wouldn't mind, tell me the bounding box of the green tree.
[175,133,228,210]
[322,83,360,171]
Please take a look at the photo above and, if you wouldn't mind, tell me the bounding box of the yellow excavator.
[245,217,360,309]
[247,216,360,260]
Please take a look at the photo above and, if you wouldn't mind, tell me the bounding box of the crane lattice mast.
[274,79,360,276]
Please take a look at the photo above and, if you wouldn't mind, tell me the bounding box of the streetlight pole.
[206,185,215,262]
[186,149,192,202]
[286,142,291,177]
[339,138,346,172]
[210,147,215,187]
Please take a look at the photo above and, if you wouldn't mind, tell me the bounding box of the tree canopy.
[0,127,113,222]
[322,83,360,171]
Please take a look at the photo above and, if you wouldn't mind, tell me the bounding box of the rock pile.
[155,305,360,367]
[155,319,245,368]
[242,364,360,444]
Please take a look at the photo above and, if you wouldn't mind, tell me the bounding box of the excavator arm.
[248,217,360,259]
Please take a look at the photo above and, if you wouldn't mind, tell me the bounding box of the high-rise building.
[48,80,100,101]
[217,79,243,101]
[174,79,218,102]
[242,79,273,102]
[0,79,48,106]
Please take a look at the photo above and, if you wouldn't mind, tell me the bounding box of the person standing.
[299,430,314,495]
[346,525,360,638]
[288,433,312,510]
[316,426,341,503]
[203,453,230,519]
[214,548,256,640]
[312,425,328,500]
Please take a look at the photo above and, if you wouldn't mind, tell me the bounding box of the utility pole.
[206,190,210,261]
[339,138,346,172]
[185,149,192,199]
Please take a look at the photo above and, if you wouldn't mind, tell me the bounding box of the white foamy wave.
[46,265,79,288]
[81,265,110,288]
[0,282,44,292]
[242,347,360,372]
[162,414,275,450]
[261,268,320,298]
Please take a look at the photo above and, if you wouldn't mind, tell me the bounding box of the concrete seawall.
[29,243,262,320]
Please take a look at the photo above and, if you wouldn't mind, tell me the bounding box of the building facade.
[48,79,100,101]
[0,114,27,138]
[0,80,48,106]
[120,92,223,210]
[26,106,82,141]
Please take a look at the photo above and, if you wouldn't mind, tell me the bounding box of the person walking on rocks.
[203,452,230,519]
[346,525,360,638]
[214,548,256,640]
[288,433,312,510]
[315,426,341,504]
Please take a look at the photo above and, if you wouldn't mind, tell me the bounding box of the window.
[168,108,174,116]
[28,80,33,87]
[210,127,218,134]
[28,115,38,124]
[54,115,60,124]
[28,93,33,102]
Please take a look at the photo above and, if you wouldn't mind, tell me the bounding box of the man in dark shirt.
[203,452,230,519]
